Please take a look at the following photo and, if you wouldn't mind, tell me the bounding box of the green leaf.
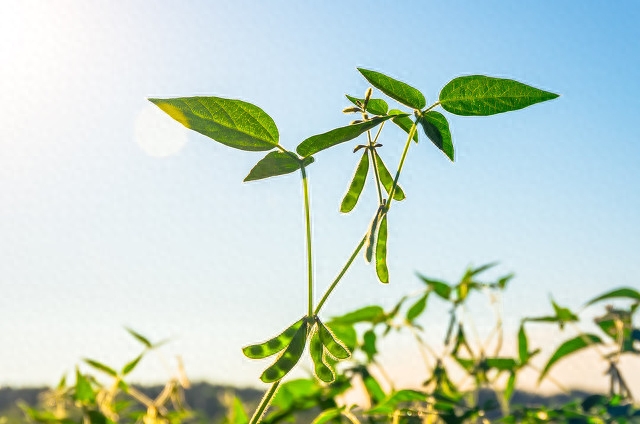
[310,332,334,383]
[226,396,249,424]
[538,334,603,382]
[357,68,426,109]
[518,324,529,365]
[84,359,117,377]
[260,321,309,383]
[340,152,369,213]
[361,368,386,404]
[585,287,640,306]
[367,389,428,415]
[316,319,350,360]
[74,369,96,403]
[485,357,517,372]
[362,329,378,362]
[551,299,579,328]
[389,109,418,142]
[375,214,389,284]
[121,354,144,376]
[470,262,499,276]
[125,327,153,349]
[439,75,559,116]
[374,151,405,201]
[243,317,305,359]
[325,322,357,351]
[417,273,452,300]
[406,293,429,321]
[244,151,314,182]
[331,305,385,325]
[296,115,395,157]
[346,94,389,116]
[420,111,454,161]
[149,96,279,151]
[311,407,343,424]
[505,372,516,403]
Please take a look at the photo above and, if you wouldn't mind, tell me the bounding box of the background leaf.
[585,287,640,306]
[331,306,385,325]
[296,116,394,157]
[149,96,279,151]
[539,334,602,382]
[439,75,558,116]
[244,151,313,182]
[420,111,454,161]
[358,68,426,109]
[406,294,428,322]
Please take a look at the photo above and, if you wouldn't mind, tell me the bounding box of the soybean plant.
[149,68,558,423]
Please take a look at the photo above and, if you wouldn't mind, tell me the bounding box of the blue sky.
[1,2,639,394]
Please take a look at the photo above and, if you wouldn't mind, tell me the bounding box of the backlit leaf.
[125,328,153,349]
[84,359,117,377]
[539,334,602,382]
[420,111,453,161]
[417,273,452,300]
[316,319,350,359]
[340,152,369,213]
[358,68,426,109]
[406,294,428,321]
[296,115,395,157]
[122,354,143,376]
[244,151,314,182]
[585,287,640,306]
[331,306,385,325]
[74,369,95,403]
[518,324,529,365]
[310,332,334,383]
[439,75,559,116]
[346,94,389,116]
[389,109,418,142]
[362,329,377,362]
[149,97,279,151]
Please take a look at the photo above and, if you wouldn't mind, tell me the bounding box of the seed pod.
[242,317,305,359]
[310,332,334,383]
[342,106,361,114]
[260,321,308,383]
[364,208,382,263]
[374,151,405,201]
[316,318,350,359]
[340,152,369,213]
[350,120,363,125]
[375,215,389,284]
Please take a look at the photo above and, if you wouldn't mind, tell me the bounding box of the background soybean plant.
[149,68,558,423]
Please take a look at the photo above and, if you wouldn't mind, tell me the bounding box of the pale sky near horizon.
[1,1,639,396]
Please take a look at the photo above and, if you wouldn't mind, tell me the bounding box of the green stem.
[249,380,281,424]
[367,131,384,205]
[386,122,417,208]
[301,165,313,317]
[314,235,366,315]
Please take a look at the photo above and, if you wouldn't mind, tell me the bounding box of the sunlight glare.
[135,104,189,158]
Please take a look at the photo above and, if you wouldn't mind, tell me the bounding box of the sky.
[1,1,639,397]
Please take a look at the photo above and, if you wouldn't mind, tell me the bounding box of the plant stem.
[367,130,384,204]
[301,165,313,317]
[314,235,366,315]
[249,380,281,424]
[386,122,417,208]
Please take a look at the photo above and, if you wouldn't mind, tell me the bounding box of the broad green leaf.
[271,378,319,409]
[416,273,452,300]
[357,68,426,109]
[362,329,377,362]
[331,305,385,325]
[260,321,308,383]
[84,359,117,377]
[585,287,640,306]
[439,75,559,116]
[518,324,529,364]
[149,97,279,151]
[317,319,350,359]
[375,215,389,284]
[367,389,428,415]
[407,293,428,321]
[485,357,517,372]
[243,317,305,359]
[311,407,343,424]
[244,151,314,182]
[310,332,334,383]
[346,94,389,116]
[325,321,358,351]
[226,396,249,424]
[389,109,418,142]
[374,151,405,201]
[121,354,144,376]
[296,115,395,157]
[125,327,153,349]
[74,369,96,403]
[539,334,602,382]
[340,152,369,213]
[420,111,454,161]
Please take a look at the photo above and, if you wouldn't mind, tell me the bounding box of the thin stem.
[314,235,366,315]
[249,380,281,424]
[386,122,418,208]
[368,125,385,205]
[301,165,313,317]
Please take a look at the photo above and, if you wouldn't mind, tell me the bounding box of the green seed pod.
[316,318,350,359]
[310,332,334,383]
[364,208,382,263]
[342,106,362,114]
[374,151,405,201]
[375,215,389,284]
[340,152,369,213]
[260,321,308,383]
[242,317,305,359]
